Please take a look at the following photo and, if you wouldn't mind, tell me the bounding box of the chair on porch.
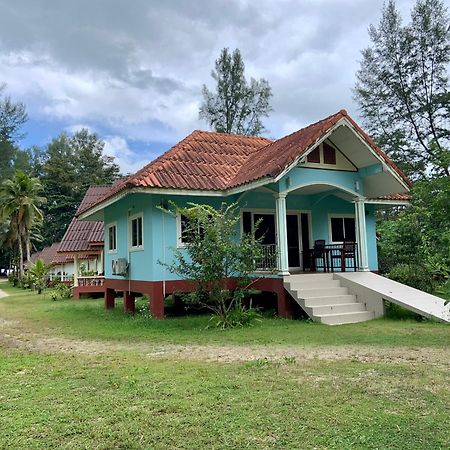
[309,239,327,272]
[331,239,357,272]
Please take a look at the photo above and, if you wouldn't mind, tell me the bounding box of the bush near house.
[161,202,265,328]
[378,177,450,293]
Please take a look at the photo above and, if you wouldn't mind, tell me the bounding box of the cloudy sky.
[0,0,414,173]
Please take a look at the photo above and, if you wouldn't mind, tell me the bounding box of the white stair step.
[304,294,357,307]
[287,279,341,289]
[318,311,375,325]
[295,287,348,298]
[311,302,366,315]
[285,273,334,281]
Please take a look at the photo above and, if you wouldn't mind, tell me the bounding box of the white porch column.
[73,255,79,287]
[98,249,104,275]
[61,264,64,282]
[355,199,369,271]
[275,193,290,275]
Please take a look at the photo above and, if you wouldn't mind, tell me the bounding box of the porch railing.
[77,276,105,287]
[255,244,279,271]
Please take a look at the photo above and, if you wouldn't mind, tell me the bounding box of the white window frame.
[176,212,204,249]
[328,213,356,244]
[129,212,144,251]
[107,222,117,254]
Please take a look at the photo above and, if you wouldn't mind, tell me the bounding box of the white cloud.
[0,0,417,150]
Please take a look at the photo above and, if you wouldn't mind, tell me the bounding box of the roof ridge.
[190,129,273,141]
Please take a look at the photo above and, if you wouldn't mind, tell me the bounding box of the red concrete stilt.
[276,286,295,319]
[105,288,116,309]
[123,291,136,313]
[149,282,164,319]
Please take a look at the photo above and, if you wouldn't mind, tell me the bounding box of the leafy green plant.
[388,263,436,293]
[160,202,265,328]
[8,272,18,286]
[50,282,72,300]
[28,258,50,294]
[209,303,261,330]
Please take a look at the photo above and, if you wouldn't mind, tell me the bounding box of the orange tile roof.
[59,186,108,253]
[374,193,411,201]
[28,243,73,267]
[78,110,411,216]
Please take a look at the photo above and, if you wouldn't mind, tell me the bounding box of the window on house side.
[330,217,356,242]
[323,142,337,164]
[178,214,206,246]
[108,224,117,251]
[306,147,320,163]
[130,215,143,248]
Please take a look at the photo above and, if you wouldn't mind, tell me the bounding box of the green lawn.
[0,284,449,449]
[0,284,448,348]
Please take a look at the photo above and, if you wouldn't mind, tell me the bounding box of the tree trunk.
[18,233,24,279]
[26,237,31,264]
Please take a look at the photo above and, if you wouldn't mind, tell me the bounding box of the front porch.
[243,182,373,276]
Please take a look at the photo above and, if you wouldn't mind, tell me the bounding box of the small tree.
[28,258,50,294]
[161,202,264,327]
[199,48,272,136]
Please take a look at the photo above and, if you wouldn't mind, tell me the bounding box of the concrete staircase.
[283,273,375,325]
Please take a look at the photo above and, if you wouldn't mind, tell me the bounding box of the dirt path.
[0,318,449,368]
[0,288,8,299]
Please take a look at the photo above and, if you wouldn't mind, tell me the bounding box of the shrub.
[388,263,435,293]
[160,202,265,329]
[8,273,18,286]
[209,303,261,329]
[50,282,72,301]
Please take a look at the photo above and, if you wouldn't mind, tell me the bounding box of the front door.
[287,213,311,270]
[287,214,300,269]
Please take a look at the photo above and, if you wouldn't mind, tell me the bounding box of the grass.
[0,283,449,449]
[1,284,449,348]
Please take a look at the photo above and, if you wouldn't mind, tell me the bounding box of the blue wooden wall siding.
[103,167,379,282]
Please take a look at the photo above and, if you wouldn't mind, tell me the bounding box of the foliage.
[388,263,436,293]
[160,202,265,328]
[0,288,449,449]
[354,0,450,177]
[28,258,50,294]
[199,48,272,136]
[377,177,450,291]
[208,302,261,329]
[39,129,121,247]
[7,272,18,286]
[50,282,72,301]
[0,84,28,183]
[0,170,46,278]
[79,263,95,276]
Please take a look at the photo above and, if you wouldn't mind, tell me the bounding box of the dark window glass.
[287,214,300,267]
[254,214,276,245]
[331,217,345,242]
[180,215,206,244]
[344,217,356,241]
[307,147,320,163]
[301,213,311,269]
[108,225,116,250]
[331,217,356,242]
[242,211,252,234]
[323,142,336,164]
[131,217,143,247]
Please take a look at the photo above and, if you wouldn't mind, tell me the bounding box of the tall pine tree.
[354,0,450,178]
[199,48,272,136]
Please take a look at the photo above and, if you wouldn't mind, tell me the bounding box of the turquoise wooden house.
[78,109,446,325]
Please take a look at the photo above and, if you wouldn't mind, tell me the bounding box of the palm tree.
[0,171,46,278]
